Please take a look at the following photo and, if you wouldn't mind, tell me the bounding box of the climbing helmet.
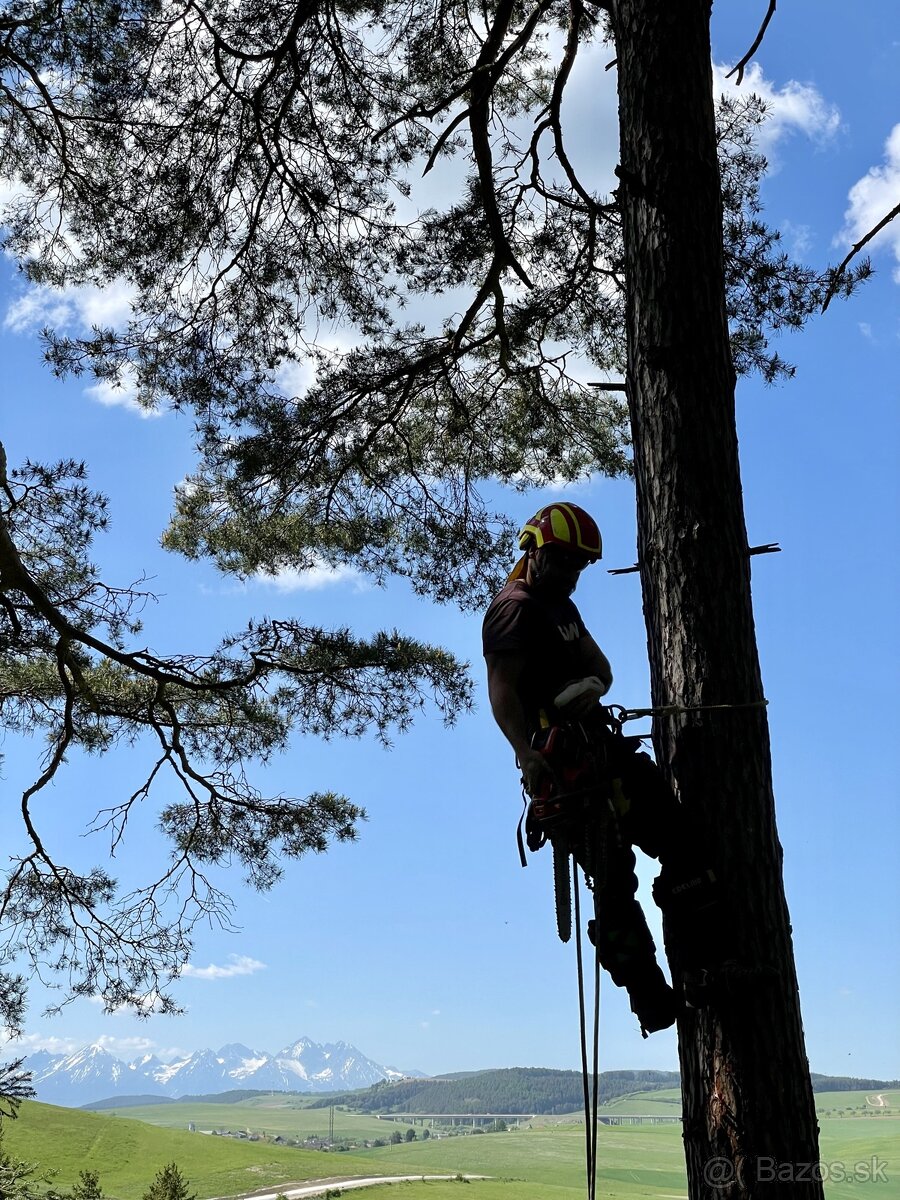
[518,502,603,562]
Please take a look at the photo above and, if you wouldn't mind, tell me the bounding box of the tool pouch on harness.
[517,715,640,866]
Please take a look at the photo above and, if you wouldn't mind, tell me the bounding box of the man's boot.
[621,961,678,1038]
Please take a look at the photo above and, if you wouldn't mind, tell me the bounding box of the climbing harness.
[515,713,628,872]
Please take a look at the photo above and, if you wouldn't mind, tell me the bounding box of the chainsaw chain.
[553,842,572,943]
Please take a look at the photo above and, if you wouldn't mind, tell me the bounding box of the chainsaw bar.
[553,843,572,943]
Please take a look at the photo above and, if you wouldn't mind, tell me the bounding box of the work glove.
[518,746,557,798]
[554,675,609,716]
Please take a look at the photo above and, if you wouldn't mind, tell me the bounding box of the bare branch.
[822,200,900,311]
[726,0,778,86]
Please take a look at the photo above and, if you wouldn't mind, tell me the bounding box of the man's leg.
[580,828,677,1037]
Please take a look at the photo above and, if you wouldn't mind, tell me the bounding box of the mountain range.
[23,1037,422,1107]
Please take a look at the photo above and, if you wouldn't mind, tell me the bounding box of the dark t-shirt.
[482,580,588,729]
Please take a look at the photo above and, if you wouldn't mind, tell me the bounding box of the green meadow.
[2,1090,897,1200]
[96,1096,404,1142]
[1,1100,378,1199]
[352,1117,898,1200]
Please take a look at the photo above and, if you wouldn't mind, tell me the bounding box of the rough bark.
[608,2,824,1196]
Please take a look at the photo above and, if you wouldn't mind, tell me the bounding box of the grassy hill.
[0,1100,378,1200]
[2,1091,897,1200]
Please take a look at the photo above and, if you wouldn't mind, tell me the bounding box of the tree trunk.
[608,2,823,1195]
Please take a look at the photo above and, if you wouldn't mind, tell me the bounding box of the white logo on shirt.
[558,622,580,642]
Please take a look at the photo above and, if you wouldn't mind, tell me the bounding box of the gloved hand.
[518,746,557,798]
[554,675,609,716]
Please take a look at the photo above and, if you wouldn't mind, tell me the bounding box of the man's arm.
[485,650,555,796]
[550,632,614,718]
[577,633,613,693]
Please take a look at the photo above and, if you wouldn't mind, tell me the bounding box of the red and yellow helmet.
[507,502,602,581]
[518,503,603,559]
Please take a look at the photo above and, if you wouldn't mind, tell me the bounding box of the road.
[217,1174,488,1199]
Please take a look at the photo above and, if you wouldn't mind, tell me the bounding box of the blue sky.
[1,2,898,1082]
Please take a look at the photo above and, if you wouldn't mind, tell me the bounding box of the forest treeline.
[309,1069,683,1114]
[808,1074,900,1093]
[308,1069,900,1115]
[80,1071,899,1115]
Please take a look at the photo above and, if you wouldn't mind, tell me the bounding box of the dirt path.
[217,1174,488,1200]
[865,1094,887,1108]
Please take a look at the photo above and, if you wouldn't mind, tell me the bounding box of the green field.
[1,1100,379,1200]
[98,1096,402,1142]
[352,1118,898,1200]
[96,1084,894,1135]
[814,1089,899,1116]
[2,1094,897,1200]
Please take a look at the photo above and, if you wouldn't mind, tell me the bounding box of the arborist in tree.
[483,503,723,1036]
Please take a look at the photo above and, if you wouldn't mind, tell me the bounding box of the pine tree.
[610,4,823,1191]
[0,1062,33,1122]
[141,1164,195,1200]
[70,1171,103,1200]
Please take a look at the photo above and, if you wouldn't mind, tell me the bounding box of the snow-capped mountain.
[25,1036,421,1106]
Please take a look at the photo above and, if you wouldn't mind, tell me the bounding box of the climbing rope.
[572,863,600,1200]
[609,699,768,724]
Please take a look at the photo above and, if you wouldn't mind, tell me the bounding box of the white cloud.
[4,1033,82,1056]
[4,279,135,336]
[713,62,842,155]
[254,560,367,593]
[4,287,75,334]
[84,371,161,419]
[95,1034,157,1057]
[3,276,147,411]
[4,1032,189,1062]
[837,124,900,281]
[77,278,137,327]
[276,358,317,398]
[3,275,152,415]
[86,989,167,1015]
[180,953,266,981]
[780,220,813,257]
[0,175,27,211]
